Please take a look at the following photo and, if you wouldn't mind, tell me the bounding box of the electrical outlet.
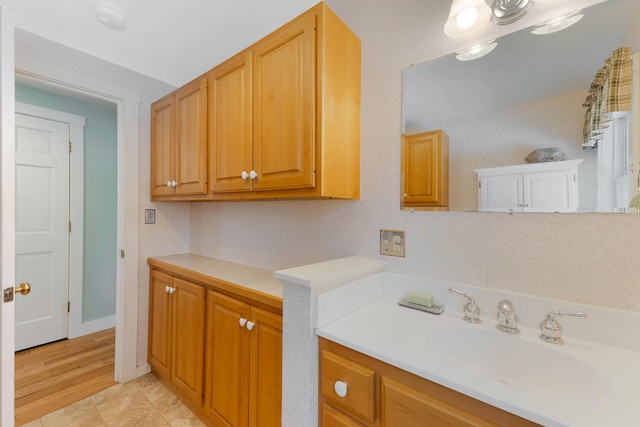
[380,230,405,257]
[145,209,156,224]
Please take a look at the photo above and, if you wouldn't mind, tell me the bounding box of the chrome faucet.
[539,310,587,344]
[496,299,519,334]
[448,288,481,324]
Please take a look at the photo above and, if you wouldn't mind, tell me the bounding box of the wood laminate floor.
[15,328,117,425]
[15,328,204,426]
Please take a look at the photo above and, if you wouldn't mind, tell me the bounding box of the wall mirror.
[402,0,640,212]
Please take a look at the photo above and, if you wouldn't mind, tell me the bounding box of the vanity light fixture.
[445,0,555,37]
[530,10,584,35]
[456,40,498,61]
[96,4,126,29]
[444,0,492,38]
[491,0,533,25]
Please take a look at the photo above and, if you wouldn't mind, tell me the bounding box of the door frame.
[14,56,142,384]
[0,5,16,426]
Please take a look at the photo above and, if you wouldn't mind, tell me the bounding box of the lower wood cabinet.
[148,267,282,427]
[148,270,206,406]
[319,338,540,427]
[205,292,282,427]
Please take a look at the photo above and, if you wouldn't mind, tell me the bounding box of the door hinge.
[68,301,71,312]
[479,181,482,189]
[69,221,72,232]
[121,249,125,259]
[69,141,72,153]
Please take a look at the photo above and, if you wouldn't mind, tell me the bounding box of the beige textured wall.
[188,0,640,316]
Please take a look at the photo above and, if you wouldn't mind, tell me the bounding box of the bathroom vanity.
[275,256,640,427]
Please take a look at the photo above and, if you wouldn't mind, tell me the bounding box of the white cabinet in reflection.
[475,159,583,212]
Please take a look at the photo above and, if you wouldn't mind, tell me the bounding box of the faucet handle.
[449,288,481,324]
[539,310,587,344]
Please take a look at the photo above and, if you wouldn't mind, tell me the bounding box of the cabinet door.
[171,278,206,406]
[206,291,251,427]
[380,377,498,427]
[252,9,316,191]
[175,77,208,195]
[148,270,173,379]
[524,170,574,212]
[209,51,253,193]
[402,130,448,207]
[249,307,282,426]
[150,93,175,197]
[478,174,523,212]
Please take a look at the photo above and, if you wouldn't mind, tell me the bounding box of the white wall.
[16,1,639,370]
[186,0,640,331]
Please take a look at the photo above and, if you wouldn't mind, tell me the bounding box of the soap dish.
[398,298,444,315]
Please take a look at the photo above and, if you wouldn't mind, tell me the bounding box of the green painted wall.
[16,83,117,323]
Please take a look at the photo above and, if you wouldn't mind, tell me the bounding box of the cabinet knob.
[166,181,172,187]
[241,171,249,180]
[165,285,170,293]
[246,321,255,331]
[239,317,247,327]
[249,170,257,179]
[172,180,177,187]
[169,287,176,294]
[334,381,348,398]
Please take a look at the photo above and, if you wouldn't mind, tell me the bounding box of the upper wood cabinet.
[401,130,449,210]
[152,1,361,201]
[151,76,208,198]
[209,51,253,193]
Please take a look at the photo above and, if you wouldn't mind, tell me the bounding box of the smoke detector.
[96,4,125,29]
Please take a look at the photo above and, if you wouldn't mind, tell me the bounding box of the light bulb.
[457,7,478,29]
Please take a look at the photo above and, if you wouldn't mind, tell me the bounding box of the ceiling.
[2,0,317,86]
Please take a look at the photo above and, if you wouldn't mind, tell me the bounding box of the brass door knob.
[15,282,31,296]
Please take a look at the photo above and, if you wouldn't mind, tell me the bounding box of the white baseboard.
[67,315,116,339]
[136,363,152,377]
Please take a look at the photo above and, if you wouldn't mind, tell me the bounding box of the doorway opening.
[14,57,141,388]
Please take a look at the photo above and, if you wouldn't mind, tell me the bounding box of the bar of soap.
[406,291,434,307]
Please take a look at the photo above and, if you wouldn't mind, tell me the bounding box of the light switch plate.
[145,209,156,224]
[380,230,405,257]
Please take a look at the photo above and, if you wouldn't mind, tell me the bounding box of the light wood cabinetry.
[402,130,449,210]
[148,270,206,406]
[150,75,208,198]
[152,1,361,201]
[319,338,540,427]
[209,51,253,193]
[205,292,282,427]
[475,159,582,212]
[147,257,283,427]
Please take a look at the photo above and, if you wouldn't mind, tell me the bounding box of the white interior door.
[0,5,16,425]
[14,113,70,351]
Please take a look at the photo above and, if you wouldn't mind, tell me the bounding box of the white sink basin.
[425,324,612,399]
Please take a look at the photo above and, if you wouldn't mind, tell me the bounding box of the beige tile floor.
[20,373,205,427]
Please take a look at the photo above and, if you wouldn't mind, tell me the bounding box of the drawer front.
[321,350,375,422]
[321,403,367,427]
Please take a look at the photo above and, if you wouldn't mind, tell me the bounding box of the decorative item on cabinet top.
[150,1,361,202]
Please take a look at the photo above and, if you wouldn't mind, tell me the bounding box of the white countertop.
[315,271,640,427]
[148,253,283,299]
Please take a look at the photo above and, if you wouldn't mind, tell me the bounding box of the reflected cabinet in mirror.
[402,0,640,213]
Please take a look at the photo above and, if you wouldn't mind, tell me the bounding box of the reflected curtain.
[582,47,633,149]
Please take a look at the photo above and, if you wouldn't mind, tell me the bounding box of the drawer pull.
[334,380,348,398]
